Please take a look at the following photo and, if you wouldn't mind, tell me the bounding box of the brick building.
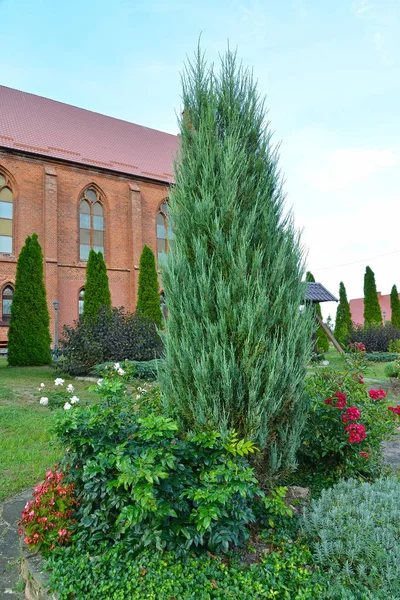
[349,291,400,326]
[0,85,179,345]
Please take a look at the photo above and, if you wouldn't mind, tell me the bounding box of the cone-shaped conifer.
[159,47,314,480]
[136,245,162,327]
[363,266,382,327]
[8,234,52,366]
[390,284,400,328]
[83,250,111,321]
[306,271,329,353]
[334,282,352,347]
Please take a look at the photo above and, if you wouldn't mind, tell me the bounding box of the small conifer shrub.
[363,266,382,327]
[306,271,329,353]
[334,282,352,347]
[136,244,162,327]
[390,284,400,329]
[83,250,111,321]
[8,233,52,366]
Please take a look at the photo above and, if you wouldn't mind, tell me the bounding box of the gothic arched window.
[79,188,104,260]
[0,171,13,254]
[156,201,174,266]
[2,285,13,321]
[78,288,85,317]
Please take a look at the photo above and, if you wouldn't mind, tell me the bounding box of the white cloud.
[353,0,374,16]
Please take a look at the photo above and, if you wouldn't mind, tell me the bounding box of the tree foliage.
[363,266,382,327]
[334,282,352,347]
[390,284,400,329]
[8,233,52,366]
[136,245,162,327]
[306,271,329,353]
[159,47,314,480]
[83,250,111,321]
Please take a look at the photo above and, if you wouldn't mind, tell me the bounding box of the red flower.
[358,376,364,385]
[360,452,369,459]
[345,423,366,443]
[368,389,386,400]
[325,391,347,409]
[388,405,400,415]
[342,406,361,424]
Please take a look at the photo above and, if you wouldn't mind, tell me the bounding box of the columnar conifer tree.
[306,271,329,353]
[159,47,314,480]
[390,284,400,328]
[136,245,162,327]
[363,266,382,327]
[8,234,52,366]
[334,282,352,347]
[83,250,111,321]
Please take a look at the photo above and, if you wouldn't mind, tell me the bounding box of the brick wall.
[0,150,169,343]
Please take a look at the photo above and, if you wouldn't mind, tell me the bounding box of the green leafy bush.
[91,358,162,380]
[302,477,400,599]
[388,338,400,353]
[53,376,290,554]
[364,352,398,362]
[384,360,400,379]
[59,307,163,375]
[299,353,397,481]
[47,536,323,599]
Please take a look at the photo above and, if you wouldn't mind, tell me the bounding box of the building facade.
[0,85,179,344]
[349,291,400,326]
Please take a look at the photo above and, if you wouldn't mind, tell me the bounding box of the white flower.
[40,383,45,388]
[114,362,120,371]
[136,394,141,400]
[63,402,72,410]
[66,384,75,393]
[54,378,64,386]
[322,360,330,366]
[70,396,80,404]
[97,379,103,386]
[39,397,49,406]
[117,368,125,375]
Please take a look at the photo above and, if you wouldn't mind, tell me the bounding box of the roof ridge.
[0,84,178,139]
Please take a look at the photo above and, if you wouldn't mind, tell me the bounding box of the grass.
[323,346,391,381]
[0,358,95,501]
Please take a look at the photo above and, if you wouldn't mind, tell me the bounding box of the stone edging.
[20,545,58,600]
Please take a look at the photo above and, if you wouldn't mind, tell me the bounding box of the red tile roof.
[0,85,179,184]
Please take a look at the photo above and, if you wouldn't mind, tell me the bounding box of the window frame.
[156,200,173,267]
[0,169,14,255]
[1,284,13,323]
[78,186,105,261]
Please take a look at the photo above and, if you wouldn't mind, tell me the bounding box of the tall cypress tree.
[334,282,352,347]
[159,47,314,480]
[363,266,382,327]
[306,271,329,353]
[390,284,400,328]
[136,245,162,327]
[8,234,52,366]
[83,250,111,321]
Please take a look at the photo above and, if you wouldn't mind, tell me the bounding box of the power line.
[313,248,400,272]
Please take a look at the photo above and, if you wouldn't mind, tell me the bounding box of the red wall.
[349,292,400,326]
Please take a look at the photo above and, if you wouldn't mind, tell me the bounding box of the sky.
[1,0,400,320]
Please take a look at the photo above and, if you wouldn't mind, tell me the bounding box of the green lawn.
[323,345,391,381]
[0,358,95,501]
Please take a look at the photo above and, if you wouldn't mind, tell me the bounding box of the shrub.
[299,353,398,481]
[334,282,352,348]
[384,360,400,379]
[363,266,382,327]
[136,244,162,327]
[53,375,291,554]
[48,535,323,600]
[388,338,400,353]
[390,284,400,329]
[160,46,314,482]
[350,323,400,352]
[83,249,111,322]
[364,352,398,362]
[91,358,162,380]
[59,307,163,375]
[36,378,81,411]
[8,233,52,366]
[18,468,78,555]
[302,477,400,599]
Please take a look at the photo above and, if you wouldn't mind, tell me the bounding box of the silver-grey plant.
[159,46,314,480]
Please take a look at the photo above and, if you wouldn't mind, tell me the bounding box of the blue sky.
[2,0,400,319]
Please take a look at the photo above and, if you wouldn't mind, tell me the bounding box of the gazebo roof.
[305,282,337,304]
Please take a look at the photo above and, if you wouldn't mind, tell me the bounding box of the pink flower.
[342,406,361,424]
[324,391,347,409]
[388,405,400,415]
[360,452,369,459]
[369,389,386,400]
[58,529,67,537]
[345,423,366,443]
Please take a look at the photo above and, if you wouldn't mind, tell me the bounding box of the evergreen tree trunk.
[334,282,352,347]
[159,47,314,481]
[8,234,52,366]
[136,245,162,327]
[83,250,111,321]
[390,284,400,328]
[306,271,329,353]
[363,266,382,327]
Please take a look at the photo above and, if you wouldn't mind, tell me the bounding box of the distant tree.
[325,315,334,332]
[8,234,52,366]
[306,271,329,353]
[83,250,111,321]
[363,266,382,327]
[334,282,352,347]
[390,284,400,329]
[136,245,162,327]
